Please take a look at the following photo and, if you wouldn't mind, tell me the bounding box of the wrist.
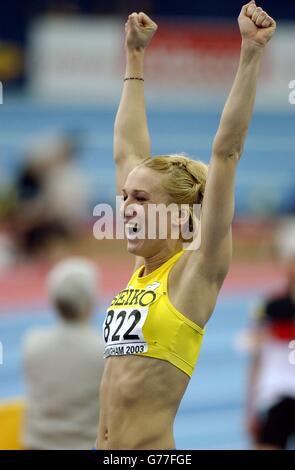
[126,47,145,59]
[240,39,264,66]
[241,38,265,55]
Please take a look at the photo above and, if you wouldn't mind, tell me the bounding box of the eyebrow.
[122,189,150,196]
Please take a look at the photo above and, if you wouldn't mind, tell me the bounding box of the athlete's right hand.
[125,12,158,51]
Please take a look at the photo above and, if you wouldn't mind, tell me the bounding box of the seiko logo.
[111,288,157,307]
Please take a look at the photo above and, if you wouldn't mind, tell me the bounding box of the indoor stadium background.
[0,0,294,450]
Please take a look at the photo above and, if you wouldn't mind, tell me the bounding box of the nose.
[121,201,138,222]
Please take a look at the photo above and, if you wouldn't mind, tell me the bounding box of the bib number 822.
[104,309,143,343]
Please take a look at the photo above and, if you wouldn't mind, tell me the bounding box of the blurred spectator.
[246,219,295,450]
[22,257,103,450]
[287,186,295,215]
[11,132,90,258]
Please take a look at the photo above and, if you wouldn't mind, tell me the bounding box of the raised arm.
[114,12,157,193]
[198,1,276,282]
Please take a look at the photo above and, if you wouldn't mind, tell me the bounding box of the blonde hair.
[140,154,207,202]
[139,154,208,233]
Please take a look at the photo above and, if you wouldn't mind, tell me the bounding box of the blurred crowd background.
[0,0,294,450]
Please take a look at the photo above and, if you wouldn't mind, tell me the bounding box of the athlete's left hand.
[125,12,158,51]
[238,1,276,48]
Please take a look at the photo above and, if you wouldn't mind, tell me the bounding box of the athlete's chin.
[126,238,145,255]
[126,238,163,258]
[127,237,155,256]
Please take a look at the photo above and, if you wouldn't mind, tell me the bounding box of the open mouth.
[125,222,142,240]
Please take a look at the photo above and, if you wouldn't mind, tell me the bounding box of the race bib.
[103,306,149,358]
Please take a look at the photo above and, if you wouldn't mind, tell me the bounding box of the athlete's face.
[122,166,177,257]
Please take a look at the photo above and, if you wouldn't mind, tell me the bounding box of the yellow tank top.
[102,250,204,377]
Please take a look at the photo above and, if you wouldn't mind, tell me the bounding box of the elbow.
[213,134,245,161]
[212,143,243,162]
[213,150,242,163]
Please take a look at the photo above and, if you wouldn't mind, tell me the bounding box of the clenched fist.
[238,1,276,47]
[125,12,158,51]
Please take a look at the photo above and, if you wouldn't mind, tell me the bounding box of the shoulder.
[86,328,105,349]
[170,248,226,293]
[22,328,55,364]
[74,326,105,358]
[264,292,294,320]
[23,328,52,350]
[252,292,293,323]
[168,249,220,327]
[78,328,105,370]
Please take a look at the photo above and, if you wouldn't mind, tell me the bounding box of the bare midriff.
[97,355,189,450]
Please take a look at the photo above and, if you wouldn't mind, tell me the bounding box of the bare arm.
[197,1,276,282]
[114,13,157,193]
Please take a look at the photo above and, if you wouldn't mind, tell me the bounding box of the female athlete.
[97,1,276,450]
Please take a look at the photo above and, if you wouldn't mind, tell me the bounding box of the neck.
[142,242,183,276]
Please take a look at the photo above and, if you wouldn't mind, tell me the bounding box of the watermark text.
[93,197,201,251]
[289,80,295,105]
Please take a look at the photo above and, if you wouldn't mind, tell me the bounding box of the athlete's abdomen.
[98,355,189,449]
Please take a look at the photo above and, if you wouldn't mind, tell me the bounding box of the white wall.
[28,17,295,111]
